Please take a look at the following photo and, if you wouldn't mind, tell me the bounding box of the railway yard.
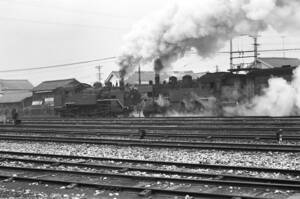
[0,117,297,199]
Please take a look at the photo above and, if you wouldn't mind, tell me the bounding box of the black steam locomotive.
[55,85,141,118]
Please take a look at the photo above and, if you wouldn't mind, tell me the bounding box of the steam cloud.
[225,67,300,116]
[118,0,300,77]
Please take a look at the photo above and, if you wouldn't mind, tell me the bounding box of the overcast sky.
[1,0,300,85]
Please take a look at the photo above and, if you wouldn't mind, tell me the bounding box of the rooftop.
[254,57,300,69]
[0,79,33,92]
[0,91,32,104]
[33,78,80,92]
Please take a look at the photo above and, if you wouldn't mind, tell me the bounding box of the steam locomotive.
[23,61,295,118]
[141,65,295,117]
[55,85,141,118]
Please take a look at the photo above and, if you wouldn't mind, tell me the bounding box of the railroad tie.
[138,189,152,197]
[139,129,146,139]
[51,162,61,167]
[66,183,77,189]
[118,168,129,173]
[2,177,14,182]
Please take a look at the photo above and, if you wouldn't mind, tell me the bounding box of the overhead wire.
[0,16,128,31]
[0,57,117,73]
[0,0,138,20]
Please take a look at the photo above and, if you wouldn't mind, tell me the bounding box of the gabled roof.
[33,78,80,92]
[247,66,296,77]
[0,91,32,104]
[253,57,300,69]
[0,79,33,91]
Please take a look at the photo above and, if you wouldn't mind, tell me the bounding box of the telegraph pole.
[230,39,233,70]
[250,35,260,66]
[138,65,141,85]
[281,36,286,58]
[95,65,102,82]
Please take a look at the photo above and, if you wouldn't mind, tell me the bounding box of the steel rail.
[0,156,298,186]
[0,172,266,199]
[0,135,299,152]
[22,120,300,125]
[0,128,299,141]
[2,135,297,148]
[3,123,300,132]
[0,150,298,175]
[0,165,299,190]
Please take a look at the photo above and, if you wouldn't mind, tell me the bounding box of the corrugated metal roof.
[33,78,80,92]
[256,57,300,69]
[0,79,33,91]
[0,92,32,103]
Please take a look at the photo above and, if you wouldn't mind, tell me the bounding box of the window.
[44,97,54,106]
[32,101,43,106]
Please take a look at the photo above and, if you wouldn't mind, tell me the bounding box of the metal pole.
[138,65,141,85]
[281,36,286,58]
[95,65,102,82]
[230,39,233,70]
[253,36,259,66]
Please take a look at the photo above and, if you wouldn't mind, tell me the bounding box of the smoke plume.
[225,67,300,116]
[118,0,300,77]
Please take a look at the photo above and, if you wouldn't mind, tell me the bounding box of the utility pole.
[216,65,219,72]
[138,65,141,85]
[95,65,102,83]
[250,35,260,67]
[230,39,233,70]
[281,36,286,58]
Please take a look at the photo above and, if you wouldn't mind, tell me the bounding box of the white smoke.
[155,95,170,107]
[118,0,300,77]
[225,67,300,116]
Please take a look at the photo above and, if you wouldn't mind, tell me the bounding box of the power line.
[0,16,128,31]
[0,57,116,73]
[0,0,138,20]
[218,48,300,54]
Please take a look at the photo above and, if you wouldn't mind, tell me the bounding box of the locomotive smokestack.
[119,78,125,90]
[154,58,163,85]
[155,73,160,85]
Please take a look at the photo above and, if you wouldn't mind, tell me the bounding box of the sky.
[1,0,300,86]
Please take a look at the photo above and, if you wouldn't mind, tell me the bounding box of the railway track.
[0,150,298,198]
[20,120,300,126]
[0,150,298,175]
[1,127,299,141]
[21,116,300,120]
[3,123,300,132]
[0,135,299,152]
[1,116,299,141]
[0,117,298,198]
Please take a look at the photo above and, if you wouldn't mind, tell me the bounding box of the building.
[0,79,33,115]
[252,57,300,69]
[0,79,33,95]
[32,78,88,110]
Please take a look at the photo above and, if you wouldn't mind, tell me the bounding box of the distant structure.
[0,79,33,114]
[105,71,206,86]
[229,57,300,72]
[249,57,300,69]
[32,78,89,115]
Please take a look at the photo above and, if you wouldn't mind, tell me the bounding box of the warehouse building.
[0,79,33,116]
